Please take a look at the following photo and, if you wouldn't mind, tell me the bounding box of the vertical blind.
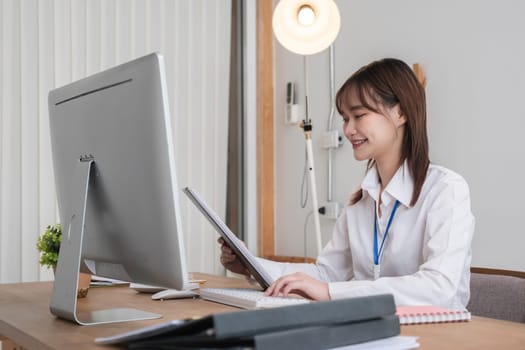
[0,0,231,283]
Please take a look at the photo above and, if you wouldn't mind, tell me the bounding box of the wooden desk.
[1,273,524,349]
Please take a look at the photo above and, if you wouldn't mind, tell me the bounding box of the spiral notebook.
[396,305,471,325]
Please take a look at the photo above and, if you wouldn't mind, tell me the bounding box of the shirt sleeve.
[328,177,475,309]
[257,212,355,283]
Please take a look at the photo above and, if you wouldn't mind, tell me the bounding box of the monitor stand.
[49,157,161,325]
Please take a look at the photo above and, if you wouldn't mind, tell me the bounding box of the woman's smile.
[350,138,367,149]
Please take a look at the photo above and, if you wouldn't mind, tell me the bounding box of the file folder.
[128,314,400,350]
[95,294,399,349]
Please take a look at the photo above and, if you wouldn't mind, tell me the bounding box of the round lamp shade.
[272,0,341,55]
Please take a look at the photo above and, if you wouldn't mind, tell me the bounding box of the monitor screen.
[47,53,189,325]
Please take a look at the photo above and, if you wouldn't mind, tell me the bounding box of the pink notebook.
[396,305,471,325]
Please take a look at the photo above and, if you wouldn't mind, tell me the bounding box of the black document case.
[95,294,399,349]
[129,314,400,350]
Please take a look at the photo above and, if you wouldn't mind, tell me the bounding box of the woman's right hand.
[218,237,250,276]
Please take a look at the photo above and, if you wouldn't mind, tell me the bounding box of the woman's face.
[340,89,406,163]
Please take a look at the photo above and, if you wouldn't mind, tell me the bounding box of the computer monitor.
[48,53,189,325]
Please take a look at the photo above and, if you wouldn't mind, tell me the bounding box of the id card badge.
[373,264,380,280]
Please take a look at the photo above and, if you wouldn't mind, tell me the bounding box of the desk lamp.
[272,0,340,254]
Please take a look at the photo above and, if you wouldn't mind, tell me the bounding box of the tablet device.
[183,187,274,290]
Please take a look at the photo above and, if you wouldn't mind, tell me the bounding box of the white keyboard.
[199,288,311,310]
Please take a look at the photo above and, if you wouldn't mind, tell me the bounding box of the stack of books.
[95,294,400,350]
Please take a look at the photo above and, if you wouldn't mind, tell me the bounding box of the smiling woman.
[271,0,525,278]
[336,58,429,207]
[221,58,475,310]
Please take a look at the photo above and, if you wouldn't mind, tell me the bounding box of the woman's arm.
[329,178,475,309]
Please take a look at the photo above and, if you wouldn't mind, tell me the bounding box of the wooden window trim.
[256,0,274,258]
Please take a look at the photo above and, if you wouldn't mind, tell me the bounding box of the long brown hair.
[336,58,429,206]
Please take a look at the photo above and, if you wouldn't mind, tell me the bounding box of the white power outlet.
[285,104,301,125]
[322,130,343,149]
[320,201,342,220]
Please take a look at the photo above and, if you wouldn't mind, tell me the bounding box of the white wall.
[0,0,231,282]
[273,0,525,271]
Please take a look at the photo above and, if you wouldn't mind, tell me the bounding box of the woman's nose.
[344,119,356,137]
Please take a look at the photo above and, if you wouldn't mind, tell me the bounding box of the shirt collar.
[361,160,414,208]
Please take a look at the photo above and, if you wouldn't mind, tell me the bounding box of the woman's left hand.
[264,272,330,301]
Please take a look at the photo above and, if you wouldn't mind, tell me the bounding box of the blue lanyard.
[373,200,400,265]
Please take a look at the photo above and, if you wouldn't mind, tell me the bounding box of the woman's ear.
[391,104,407,127]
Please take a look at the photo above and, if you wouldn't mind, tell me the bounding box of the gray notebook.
[183,187,274,289]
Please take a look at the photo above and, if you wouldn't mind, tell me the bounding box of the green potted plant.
[36,223,91,298]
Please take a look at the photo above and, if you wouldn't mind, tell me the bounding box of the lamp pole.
[302,119,323,254]
[302,56,323,255]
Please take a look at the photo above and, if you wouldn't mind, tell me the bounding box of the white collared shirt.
[259,162,475,309]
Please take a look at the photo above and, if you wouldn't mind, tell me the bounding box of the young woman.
[219,58,475,309]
